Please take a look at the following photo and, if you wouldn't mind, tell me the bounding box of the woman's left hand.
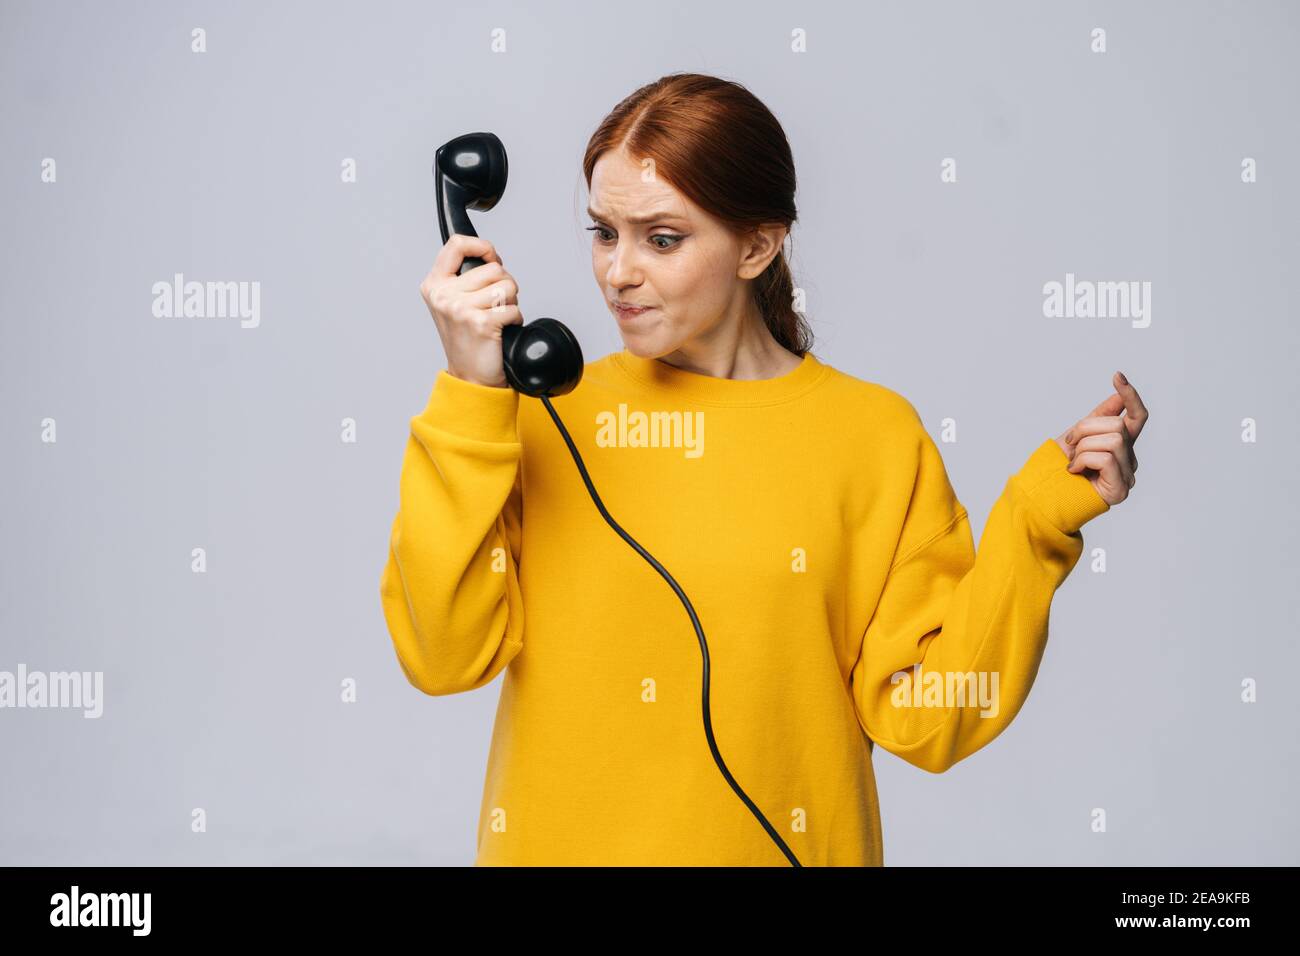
[1054,371,1149,507]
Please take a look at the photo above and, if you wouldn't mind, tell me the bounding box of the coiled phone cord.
[539,394,803,868]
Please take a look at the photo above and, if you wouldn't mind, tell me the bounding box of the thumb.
[1086,391,1125,419]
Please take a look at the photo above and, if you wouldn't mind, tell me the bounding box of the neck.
[655,311,800,381]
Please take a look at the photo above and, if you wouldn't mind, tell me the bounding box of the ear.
[737,224,789,280]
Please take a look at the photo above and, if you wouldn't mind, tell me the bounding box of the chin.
[618,326,683,361]
[617,333,664,359]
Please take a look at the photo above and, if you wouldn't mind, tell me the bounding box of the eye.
[585,225,684,250]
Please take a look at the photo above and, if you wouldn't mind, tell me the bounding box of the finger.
[1112,370,1149,443]
[1068,449,1128,500]
[1063,414,1131,466]
[1073,433,1134,487]
[456,260,512,296]
[1084,390,1126,420]
[471,303,524,330]
[1065,414,1126,446]
[467,278,519,313]
[454,234,503,265]
[433,235,501,277]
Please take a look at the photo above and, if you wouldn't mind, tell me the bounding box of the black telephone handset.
[434,131,584,398]
[429,131,803,867]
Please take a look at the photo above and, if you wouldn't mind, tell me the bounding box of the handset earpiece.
[433,131,583,397]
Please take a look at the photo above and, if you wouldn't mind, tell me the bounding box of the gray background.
[2,0,1296,866]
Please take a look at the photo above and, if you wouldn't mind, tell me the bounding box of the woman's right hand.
[419,234,525,388]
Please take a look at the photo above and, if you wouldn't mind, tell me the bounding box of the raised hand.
[1054,371,1149,507]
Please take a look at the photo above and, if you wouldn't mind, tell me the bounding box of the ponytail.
[753,245,812,356]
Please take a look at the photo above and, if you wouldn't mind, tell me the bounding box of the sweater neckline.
[610,348,829,407]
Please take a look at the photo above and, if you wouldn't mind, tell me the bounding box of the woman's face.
[587,147,782,357]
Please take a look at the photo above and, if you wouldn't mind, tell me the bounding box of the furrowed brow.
[587,206,687,225]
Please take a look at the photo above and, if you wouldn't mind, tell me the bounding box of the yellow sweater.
[379,348,1110,866]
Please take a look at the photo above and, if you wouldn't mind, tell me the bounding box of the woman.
[380,73,1148,866]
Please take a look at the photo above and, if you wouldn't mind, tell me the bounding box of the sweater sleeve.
[379,370,525,696]
[849,427,1110,773]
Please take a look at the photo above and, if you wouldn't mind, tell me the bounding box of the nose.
[604,237,641,290]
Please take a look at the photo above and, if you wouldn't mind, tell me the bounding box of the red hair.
[582,72,813,356]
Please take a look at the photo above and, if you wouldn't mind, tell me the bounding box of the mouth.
[613,303,656,321]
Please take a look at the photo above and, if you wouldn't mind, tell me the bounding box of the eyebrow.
[587,206,688,225]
